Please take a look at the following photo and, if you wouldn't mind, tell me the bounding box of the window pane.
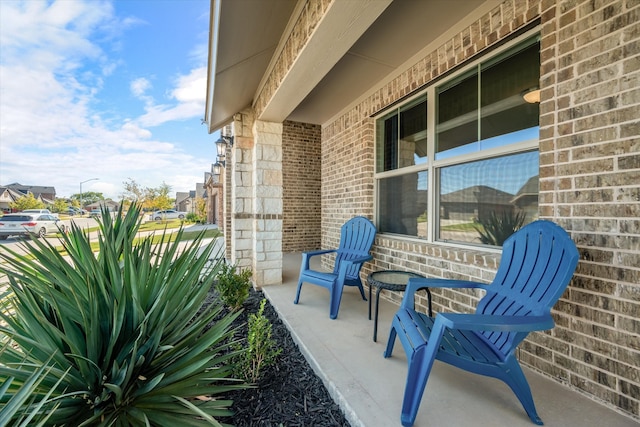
[376,112,398,172]
[377,96,427,172]
[378,171,428,238]
[399,98,427,167]
[438,151,538,246]
[480,42,540,145]
[436,72,478,159]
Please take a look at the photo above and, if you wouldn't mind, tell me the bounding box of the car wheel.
[59,224,66,234]
[178,214,185,219]
[155,216,162,221]
[37,227,46,238]
[0,236,7,240]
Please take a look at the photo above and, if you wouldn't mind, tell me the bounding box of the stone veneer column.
[229,111,254,269]
[251,120,283,286]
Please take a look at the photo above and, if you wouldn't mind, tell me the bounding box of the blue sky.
[0,0,218,199]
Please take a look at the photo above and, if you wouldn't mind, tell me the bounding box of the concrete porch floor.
[260,253,638,427]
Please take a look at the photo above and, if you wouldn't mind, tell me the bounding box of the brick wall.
[537,0,640,416]
[282,121,322,252]
[321,0,639,420]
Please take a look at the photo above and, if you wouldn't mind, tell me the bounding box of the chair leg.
[294,278,304,304]
[329,282,344,319]
[357,282,367,301]
[399,317,446,427]
[384,322,397,357]
[400,345,434,427]
[501,358,544,425]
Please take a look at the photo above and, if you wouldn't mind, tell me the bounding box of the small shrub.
[233,299,282,383]
[186,212,204,223]
[216,262,252,310]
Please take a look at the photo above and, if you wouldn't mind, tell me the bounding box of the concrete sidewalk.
[262,253,638,427]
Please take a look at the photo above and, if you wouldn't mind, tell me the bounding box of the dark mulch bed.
[214,288,351,427]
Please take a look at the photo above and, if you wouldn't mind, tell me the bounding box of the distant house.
[176,183,205,214]
[440,185,515,223]
[0,186,24,213]
[511,175,539,222]
[85,200,119,212]
[0,183,57,212]
[4,183,56,206]
[175,191,190,212]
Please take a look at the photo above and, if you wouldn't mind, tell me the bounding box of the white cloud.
[136,66,207,127]
[130,77,152,98]
[0,1,212,199]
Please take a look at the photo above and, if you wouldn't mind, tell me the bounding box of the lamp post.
[80,178,99,212]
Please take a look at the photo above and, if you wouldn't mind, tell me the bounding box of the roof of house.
[5,182,56,197]
[440,185,514,205]
[175,191,190,204]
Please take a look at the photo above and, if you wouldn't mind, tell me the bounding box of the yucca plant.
[0,346,67,427]
[0,204,246,426]
[474,209,527,246]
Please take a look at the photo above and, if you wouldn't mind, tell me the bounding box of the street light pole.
[80,178,99,212]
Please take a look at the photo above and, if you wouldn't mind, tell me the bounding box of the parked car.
[21,209,59,218]
[151,209,186,221]
[90,209,102,217]
[0,213,65,240]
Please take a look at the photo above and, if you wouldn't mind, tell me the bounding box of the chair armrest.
[401,278,487,309]
[436,313,555,332]
[300,249,336,270]
[336,254,373,279]
[342,254,373,266]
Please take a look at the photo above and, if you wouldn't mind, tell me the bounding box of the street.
[0,216,99,256]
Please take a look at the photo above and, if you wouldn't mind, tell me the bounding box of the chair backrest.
[476,220,579,356]
[333,216,377,279]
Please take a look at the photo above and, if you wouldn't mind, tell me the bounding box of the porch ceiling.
[205,0,492,132]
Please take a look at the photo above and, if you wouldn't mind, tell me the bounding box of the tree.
[121,179,174,211]
[195,196,207,218]
[143,182,174,211]
[121,178,145,203]
[70,191,104,207]
[9,194,44,211]
[52,198,68,214]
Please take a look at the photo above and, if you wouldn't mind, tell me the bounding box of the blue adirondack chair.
[294,216,376,319]
[384,220,579,426]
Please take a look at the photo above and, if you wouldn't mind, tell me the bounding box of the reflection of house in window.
[511,175,539,222]
[440,185,514,223]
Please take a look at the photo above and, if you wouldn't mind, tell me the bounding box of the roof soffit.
[257,0,393,123]
[206,0,496,130]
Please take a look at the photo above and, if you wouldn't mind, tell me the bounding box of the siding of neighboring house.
[310,0,638,419]
[282,120,322,252]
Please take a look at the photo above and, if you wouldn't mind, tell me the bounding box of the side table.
[367,270,433,342]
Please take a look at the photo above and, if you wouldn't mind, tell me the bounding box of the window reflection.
[379,171,428,238]
[436,40,540,161]
[438,151,539,245]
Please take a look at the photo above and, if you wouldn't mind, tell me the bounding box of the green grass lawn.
[440,222,482,232]
[40,224,222,257]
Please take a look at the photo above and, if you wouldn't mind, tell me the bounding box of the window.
[376,96,428,238]
[375,34,540,246]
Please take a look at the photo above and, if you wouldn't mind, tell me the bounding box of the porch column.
[228,113,254,269]
[228,111,283,287]
[251,119,283,286]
